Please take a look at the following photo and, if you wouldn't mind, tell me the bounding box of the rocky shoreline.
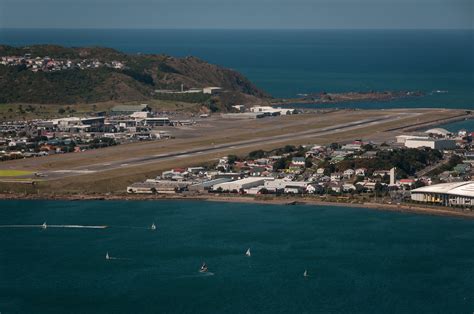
[1,193,472,220]
[271,90,424,106]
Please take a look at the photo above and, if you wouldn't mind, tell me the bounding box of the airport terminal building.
[411,181,474,207]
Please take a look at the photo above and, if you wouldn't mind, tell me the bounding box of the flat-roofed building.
[188,178,232,192]
[411,181,474,207]
[203,87,223,95]
[212,177,274,192]
[144,117,171,127]
[404,138,456,150]
[396,135,429,144]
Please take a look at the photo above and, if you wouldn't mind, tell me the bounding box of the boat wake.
[178,272,215,278]
[106,257,132,261]
[0,224,107,229]
[429,90,448,95]
[105,252,131,261]
[108,225,150,230]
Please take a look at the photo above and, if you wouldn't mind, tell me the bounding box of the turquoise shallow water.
[0,29,473,109]
[1,200,474,313]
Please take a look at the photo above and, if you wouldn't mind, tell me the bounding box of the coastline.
[1,193,472,220]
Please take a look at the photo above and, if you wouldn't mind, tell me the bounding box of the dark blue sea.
[0,29,473,109]
[1,200,474,313]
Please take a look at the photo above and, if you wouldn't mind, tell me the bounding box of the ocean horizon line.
[1,27,473,31]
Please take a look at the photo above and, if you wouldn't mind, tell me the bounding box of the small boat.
[199,262,208,273]
[151,223,156,230]
[303,270,309,278]
[41,222,47,229]
[245,248,251,257]
[105,252,110,260]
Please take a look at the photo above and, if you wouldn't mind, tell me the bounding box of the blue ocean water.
[430,118,474,132]
[0,29,473,109]
[1,200,474,313]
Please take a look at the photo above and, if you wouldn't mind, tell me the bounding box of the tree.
[363,144,373,151]
[227,154,238,165]
[248,150,265,159]
[273,158,287,171]
[305,157,313,168]
[58,108,66,114]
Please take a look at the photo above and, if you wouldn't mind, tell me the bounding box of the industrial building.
[188,178,232,192]
[144,117,171,127]
[411,181,474,207]
[249,106,296,116]
[404,138,456,150]
[212,177,274,192]
[395,135,429,144]
[264,179,308,193]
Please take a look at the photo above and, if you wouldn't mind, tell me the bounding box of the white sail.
[245,248,251,257]
[105,252,110,260]
[42,222,47,229]
[303,270,308,277]
[151,223,156,230]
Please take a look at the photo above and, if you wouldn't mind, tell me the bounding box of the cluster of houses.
[127,126,474,205]
[0,104,185,161]
[0,54,125,72]
[126,151,399,196]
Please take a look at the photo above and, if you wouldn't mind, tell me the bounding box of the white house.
[342,184,356,192]
[343,169,355,178]
[203,87,223,95]
[306,185,317,194]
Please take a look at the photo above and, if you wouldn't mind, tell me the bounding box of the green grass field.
[0,170,34,177]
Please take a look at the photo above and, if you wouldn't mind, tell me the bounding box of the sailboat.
[245,248,251,257]
[41,222,47,229]
[105,252,110,260]
[151,223,156,230]
[199,262,208,273]
[303,270,309,278]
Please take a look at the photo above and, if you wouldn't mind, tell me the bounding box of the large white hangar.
[411,181,474,207]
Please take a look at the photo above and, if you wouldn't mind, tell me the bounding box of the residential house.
[355,168,367,176]
[343,169,355,178]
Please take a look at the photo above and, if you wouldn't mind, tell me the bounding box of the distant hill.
[0,45,269,106]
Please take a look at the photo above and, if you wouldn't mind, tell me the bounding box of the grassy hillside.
[0,44,269,105]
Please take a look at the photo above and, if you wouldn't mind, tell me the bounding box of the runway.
[33,112,419,181]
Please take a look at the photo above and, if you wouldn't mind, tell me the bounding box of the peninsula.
[0,45,472,219]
